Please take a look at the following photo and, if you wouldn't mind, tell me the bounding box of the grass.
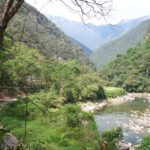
[0,101,99,150]
[104,87,127,98]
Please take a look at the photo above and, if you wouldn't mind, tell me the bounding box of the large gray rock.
[0,133,18,149]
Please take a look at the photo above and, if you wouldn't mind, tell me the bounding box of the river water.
[94,98,150,145]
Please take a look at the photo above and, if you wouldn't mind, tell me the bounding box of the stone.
[118,142,131,150]
[0,133,18,149]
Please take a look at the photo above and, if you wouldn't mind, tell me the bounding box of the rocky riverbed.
[79,93,150,113]
[94,97,150,150]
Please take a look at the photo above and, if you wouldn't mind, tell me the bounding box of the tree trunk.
[0,27,4,44]
[0,0,24,44]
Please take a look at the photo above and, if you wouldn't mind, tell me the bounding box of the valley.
[0,1,150,150]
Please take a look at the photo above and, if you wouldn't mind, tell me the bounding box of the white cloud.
[25,0,150,25]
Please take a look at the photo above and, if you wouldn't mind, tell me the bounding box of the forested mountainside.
[90,19,150,69]
[51,16,150,50]
[6,3,94,68]
[70,38,93,56]
[100,37,150,92]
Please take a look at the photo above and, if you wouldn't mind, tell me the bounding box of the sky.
[25,0,150,25]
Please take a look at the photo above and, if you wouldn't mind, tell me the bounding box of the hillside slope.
[70,38,92,56]
[6,3,94,68]
[51,16,149,50]
[100,37,150,92]
[90,19,150,69]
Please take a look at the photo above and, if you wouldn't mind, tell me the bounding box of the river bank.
[79,93,150,113]
[92,93,150,150]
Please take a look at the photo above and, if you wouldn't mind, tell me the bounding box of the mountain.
[90,19,150,69]
[100,37,150,92]
[6,3,94,68]
[70,38,92,56]
[51,16,150,50]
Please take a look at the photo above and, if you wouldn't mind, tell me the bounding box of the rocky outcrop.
[118,142,131,150]
[0,133,18,150]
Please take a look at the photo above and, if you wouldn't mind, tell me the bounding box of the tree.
[0,0,24,44]
[0,0,112,44]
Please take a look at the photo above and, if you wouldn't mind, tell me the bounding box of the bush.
[104,87,127,98]
[65,104,82,128]
[101,127,122,142]
[138,136,150,150]
[98,127,122,150]
[0,100,25,120]
[29,91,66,109]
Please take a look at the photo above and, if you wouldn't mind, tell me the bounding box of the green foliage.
[104,87,127,98]
[0,100,25,120]
[0,101,99,150]
[65,104,82,128]
[101,38,150,92]
[97,128,122,150]
[91,19,150,69]
[137,136,150,150]
[0,37,106,103]
[101,127,122,142]
[4,44,43,87]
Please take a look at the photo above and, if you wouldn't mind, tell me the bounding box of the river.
[94,98,150,145]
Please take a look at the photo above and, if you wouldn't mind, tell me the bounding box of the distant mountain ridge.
[90,19,150,69]
[51,16,150,50]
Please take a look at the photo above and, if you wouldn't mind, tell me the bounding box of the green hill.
[90,19,150,69]
[100,37,150,92]
[6,3,94,68]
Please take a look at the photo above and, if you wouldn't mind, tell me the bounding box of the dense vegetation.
[100,38,150,92]
[0,33,126,149]
[0,100,99,149]
[0,36,102,101]
[0,2,149,150]
[90,19,150,69]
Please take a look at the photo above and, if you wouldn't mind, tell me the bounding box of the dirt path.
[0,98,17,108]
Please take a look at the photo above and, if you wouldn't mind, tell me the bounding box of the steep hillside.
[100,37,150,92]
[70,38,92,56]
[90,19,150,69]
[51,16,149,50]
[6,3,94,68]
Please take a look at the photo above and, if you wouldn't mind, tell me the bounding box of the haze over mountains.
[90,19,150,69]
[51,16,150,51]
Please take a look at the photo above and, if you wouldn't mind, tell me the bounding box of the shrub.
[138,136,150,150]
[104,87,127,98]
[65,104,82,128]
[0,100,25,120]
[29,91,66,109]
[101,127,122,142]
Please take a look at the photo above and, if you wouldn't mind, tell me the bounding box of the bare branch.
[59,0,113,23]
